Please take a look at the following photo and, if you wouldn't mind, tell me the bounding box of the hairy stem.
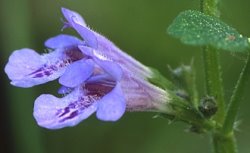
[201,0,225,126]
[202,46,225,123]
[203,0,220,17]
[212,132,237,153]
[200,0,239,153]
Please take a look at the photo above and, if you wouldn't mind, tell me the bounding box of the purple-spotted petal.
[96,83,126,121]
[71,19,98,49]
[33,88,98,129]
[5,48,73,87]
[61,7,86,27]
[59,59,94,88]
[45,34,82,49]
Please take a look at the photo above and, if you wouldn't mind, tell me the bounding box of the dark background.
[1,0,250,153]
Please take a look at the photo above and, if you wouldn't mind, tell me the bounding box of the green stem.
[202,46,225,123]
[200,0,204,12]
[222,54,250,135]
[200,0,239,153]
[201,0,225,126]
[212,132,237,153]
[203,0,220,17]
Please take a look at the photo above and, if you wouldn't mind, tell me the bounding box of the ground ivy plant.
[4,1,250,153]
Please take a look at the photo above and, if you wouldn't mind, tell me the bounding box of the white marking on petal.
[93,50,111,61]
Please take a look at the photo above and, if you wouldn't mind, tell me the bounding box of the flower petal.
[94,58,123,81]
[5,48,72,87]
[78,45,122,81]
[96,83,126,121]
[59,59,94,88]
[71,20,98,49]
[78,45,93,57]
[45,34,82,49]
[87,73,112,83]
[5,49,44,87]
[33,88,98,129]
[63,8,152,79]
[5,48,43,79]
[61,7,86,27]
[58,86,73,95]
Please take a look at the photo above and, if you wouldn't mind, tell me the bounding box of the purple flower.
[5,8,169,129]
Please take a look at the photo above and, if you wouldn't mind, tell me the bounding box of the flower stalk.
[150,71,214,131]
[167,92,215,131]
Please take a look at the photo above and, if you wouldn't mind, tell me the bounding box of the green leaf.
[167,10,249,52]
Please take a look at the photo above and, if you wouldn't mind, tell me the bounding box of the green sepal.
[148,67,176,91]
[168,60,199,107]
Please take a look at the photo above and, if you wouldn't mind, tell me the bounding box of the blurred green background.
[1,0,250,153]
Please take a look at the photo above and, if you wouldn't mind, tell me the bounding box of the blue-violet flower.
[5,8,170,129]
